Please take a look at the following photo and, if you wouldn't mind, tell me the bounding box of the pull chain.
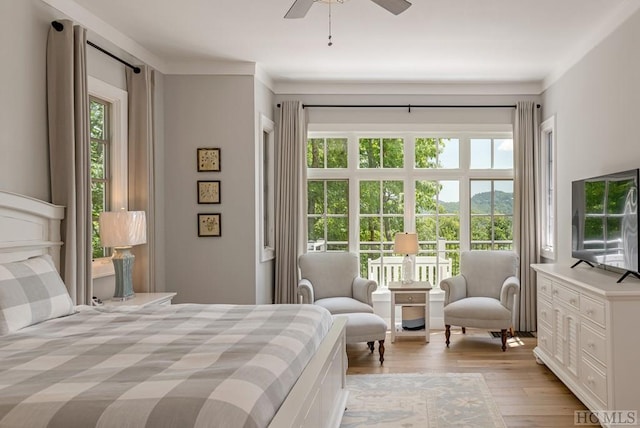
[328,1,333,46]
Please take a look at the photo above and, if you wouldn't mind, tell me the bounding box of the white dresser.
[532,264,640,424]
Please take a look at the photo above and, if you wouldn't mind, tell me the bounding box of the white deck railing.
[367,255,452,287]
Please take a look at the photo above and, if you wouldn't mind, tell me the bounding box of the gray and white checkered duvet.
[0,303,333,428]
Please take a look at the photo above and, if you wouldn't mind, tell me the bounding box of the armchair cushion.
[444,297,512,330]
[315,297,374,315]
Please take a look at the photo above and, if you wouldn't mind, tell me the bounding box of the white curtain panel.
[46,20,92,305]
[514,101,541,331]
[274,101,307,304]
[126,66,156,293]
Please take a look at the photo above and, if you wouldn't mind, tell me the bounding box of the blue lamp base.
[112,247,135,300]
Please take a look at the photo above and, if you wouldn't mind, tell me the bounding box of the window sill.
[540,248,556,261]
[92,258,114,279]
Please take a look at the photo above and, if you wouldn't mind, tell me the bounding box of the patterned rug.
[341,373,506,428]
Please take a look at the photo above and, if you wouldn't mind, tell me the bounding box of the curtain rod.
[51,21,141,74]
[276,103,541,111]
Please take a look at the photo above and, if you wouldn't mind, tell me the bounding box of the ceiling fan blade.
[369,0,412,15]
[284,0,316,19]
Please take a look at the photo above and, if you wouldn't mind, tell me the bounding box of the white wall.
[541,8,640,265]
[164,75,258,304]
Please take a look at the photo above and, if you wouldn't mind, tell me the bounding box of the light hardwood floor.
[346,328,587,428]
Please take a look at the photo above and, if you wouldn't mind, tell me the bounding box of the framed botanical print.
[198,213,221,237]
[197,180,221,204]
[197,148,221,172]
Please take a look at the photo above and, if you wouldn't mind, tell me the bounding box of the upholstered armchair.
[298,252,377,314]
[440,250,520,351]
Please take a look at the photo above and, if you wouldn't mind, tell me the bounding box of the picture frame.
[198,213,221,237]
[197,148,221,172]
[197,180,221,204]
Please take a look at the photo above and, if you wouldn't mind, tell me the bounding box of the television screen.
[571,169,639,273]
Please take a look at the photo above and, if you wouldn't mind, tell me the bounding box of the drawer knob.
[408,296,413,301]
[588,341,595,348]
[587,376,594,384]
[586,309,594,316]
[541,310,547,316]
[553,290,559,295]
[570,299,577,305]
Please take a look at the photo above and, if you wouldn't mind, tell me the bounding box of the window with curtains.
[306,127,514,287]
[89,77,128,274]
[540,115,556,260]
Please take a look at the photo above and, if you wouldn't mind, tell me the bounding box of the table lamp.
[394,232,419,284]
[99,210,146,300]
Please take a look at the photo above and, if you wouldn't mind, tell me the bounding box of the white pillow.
[0,255,75,334]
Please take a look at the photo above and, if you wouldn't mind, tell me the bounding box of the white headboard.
[0,191,64,269]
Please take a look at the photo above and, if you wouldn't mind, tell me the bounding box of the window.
[307,136,349,253]
[308,180,349,251]
[307,127,514,287]
[259,114,275,261]
[540,115,556,260]
[470,179,514,250]
[90,96,110,259]
[89,77,128,276]
[359,180,404,273]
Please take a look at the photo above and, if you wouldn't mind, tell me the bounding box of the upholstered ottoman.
[341,312,387,364]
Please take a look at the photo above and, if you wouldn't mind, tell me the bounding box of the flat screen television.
[571,168,639,283]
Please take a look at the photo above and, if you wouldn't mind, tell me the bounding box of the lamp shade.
[394,232,419,255]
[99,210,147,248]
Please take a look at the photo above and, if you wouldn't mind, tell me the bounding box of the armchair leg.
[367,341,374,353]
[461,327,466,334]
[501,329,507,351]
[378,340,385,364]
[509,326,514,338]
[445,325,451,347]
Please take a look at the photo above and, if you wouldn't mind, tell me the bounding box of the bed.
[0,190,348,428]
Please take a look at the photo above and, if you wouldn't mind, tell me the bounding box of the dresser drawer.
[538,275,553,299]
[394,292,426,304]
[581,323,607,366]
[581,357,608,406]
[581,295,606,328]
[538,298,553,329]
[537,324,553,355]
[552,283,579,310]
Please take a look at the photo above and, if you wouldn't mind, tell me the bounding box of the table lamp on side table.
[394,232,419,284]
[99,210,146,300]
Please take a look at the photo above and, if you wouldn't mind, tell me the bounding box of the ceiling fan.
[284,0,412,19]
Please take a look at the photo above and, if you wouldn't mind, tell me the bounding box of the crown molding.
[255,65,276,93]
[543,0,640,91]
[273,81,544,96]
[41,0,165,72]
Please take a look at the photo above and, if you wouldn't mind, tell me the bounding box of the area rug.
[341,373,506,428]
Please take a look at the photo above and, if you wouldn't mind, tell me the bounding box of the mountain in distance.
[439,191,513,214]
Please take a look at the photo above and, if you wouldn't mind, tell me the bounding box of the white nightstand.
[104,292,177,307]
[388,281,432,343]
